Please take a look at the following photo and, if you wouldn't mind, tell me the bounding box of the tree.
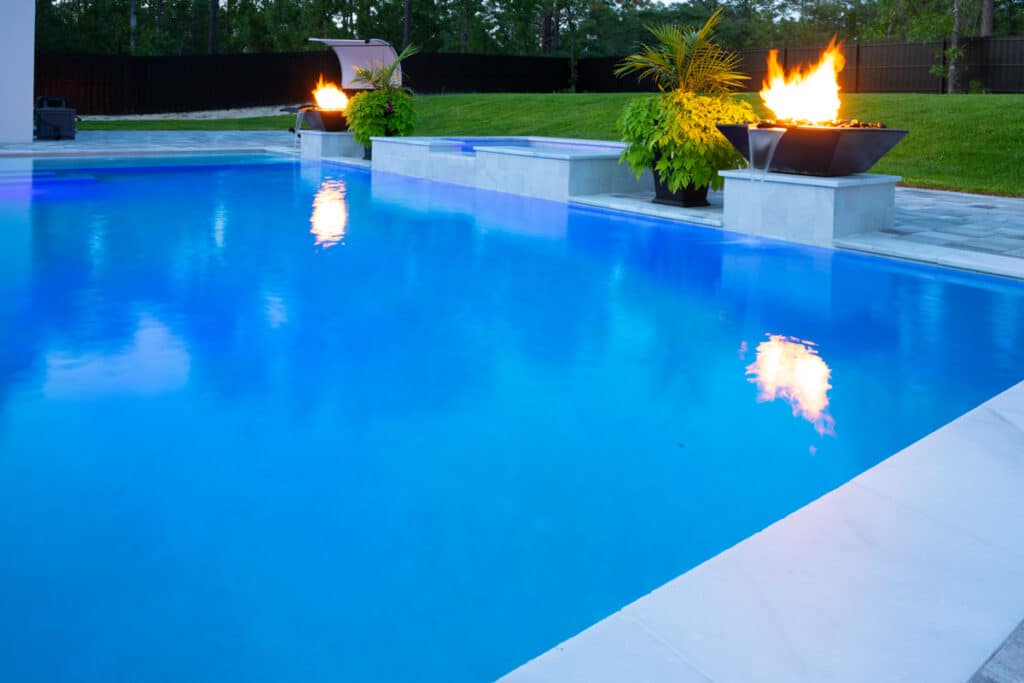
[130,0,137,51]
[403,0,411,47]
[948,0,963,93]
[208,0,217,53]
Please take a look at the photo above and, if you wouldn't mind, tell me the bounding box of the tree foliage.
[35,0,1024,57]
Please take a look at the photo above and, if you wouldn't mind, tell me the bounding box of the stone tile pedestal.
[720,169,900,246]
[300,130,364,159]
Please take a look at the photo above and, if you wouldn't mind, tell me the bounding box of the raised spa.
[370,135,652,201]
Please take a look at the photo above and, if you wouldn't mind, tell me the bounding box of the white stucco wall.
[0,0,36,143]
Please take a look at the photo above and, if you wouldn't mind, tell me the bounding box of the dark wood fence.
[36,36,1024,114]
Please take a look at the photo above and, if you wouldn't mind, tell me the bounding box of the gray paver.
[902,230,974,245]
[960,236,1024,254]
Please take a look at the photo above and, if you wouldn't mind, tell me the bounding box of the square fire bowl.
[720,169,901,246]
[716,124,908,176]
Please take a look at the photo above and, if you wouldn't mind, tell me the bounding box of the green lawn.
[80,92,1024,196]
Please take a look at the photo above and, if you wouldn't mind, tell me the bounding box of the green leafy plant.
[614,9,753,198]
[347,44,419,148]
[612,8,747,95]
[346,89,417,146]
[617,91,756,192]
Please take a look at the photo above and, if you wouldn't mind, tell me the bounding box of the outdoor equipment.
[35,96,76,140]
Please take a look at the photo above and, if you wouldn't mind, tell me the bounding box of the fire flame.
[760,39,845,124]
[312,74,348,111]
[746,334,835,435]
[310,180,347,248]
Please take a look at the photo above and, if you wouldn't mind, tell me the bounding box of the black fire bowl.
[302,108,349,132]
[716,123,907,177]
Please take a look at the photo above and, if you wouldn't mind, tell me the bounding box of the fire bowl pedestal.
[300,130,364,160]
[720,169,901,246]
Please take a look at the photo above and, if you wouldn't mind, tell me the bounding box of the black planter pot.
[651,170,710,207]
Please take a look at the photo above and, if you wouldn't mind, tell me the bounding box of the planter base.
[653,173,710,207]
[651,194,711,208]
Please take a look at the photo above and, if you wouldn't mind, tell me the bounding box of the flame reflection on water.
[746,334,835,435]
[310,180,348,248]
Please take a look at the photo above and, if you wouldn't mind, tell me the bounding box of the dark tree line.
[35,0,1024,58]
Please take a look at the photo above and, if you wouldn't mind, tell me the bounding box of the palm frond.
[613,8,747,94]
[352,44,421,90]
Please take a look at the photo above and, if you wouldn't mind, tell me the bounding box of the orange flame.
[312,74,348,111]
[746,334,835,435]
[760,39,845,124]
[310,180,347,248]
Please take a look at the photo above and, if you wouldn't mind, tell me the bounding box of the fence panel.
[403,53,569,93]
[856,41,944,93]
[738,48,771,93]
[964,35,1024,92]
[34,36,1024,115]
[576,56,653,92]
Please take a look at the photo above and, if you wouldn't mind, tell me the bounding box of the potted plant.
[613,9,757,207]
[346,45,419,160]
[618,91,755,206]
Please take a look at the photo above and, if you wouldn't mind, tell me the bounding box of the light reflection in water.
[310,180,348,248]
[746,334,835,435]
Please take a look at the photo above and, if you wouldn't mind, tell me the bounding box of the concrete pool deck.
[2,131,1023,681]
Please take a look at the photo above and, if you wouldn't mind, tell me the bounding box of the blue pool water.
[0,155,1022,682]
[442,136,619,154]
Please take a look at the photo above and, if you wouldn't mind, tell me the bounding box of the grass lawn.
[80,92,1024,196]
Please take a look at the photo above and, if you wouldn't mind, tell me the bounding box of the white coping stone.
[500,379,1024,683]
[300,130,364,159]
[369,136,651,202]
[721,169,900,247]
[571,191,724,228]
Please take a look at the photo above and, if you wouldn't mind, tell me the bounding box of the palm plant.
[613,8,747,94]
[347,44,421,156]
[352,44,420,91]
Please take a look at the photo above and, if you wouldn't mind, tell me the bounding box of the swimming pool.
[0,154,1022,683]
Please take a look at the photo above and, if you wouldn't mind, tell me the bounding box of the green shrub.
[346,89,416,146]
[618,91,755,192]
[346,44,419,147]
